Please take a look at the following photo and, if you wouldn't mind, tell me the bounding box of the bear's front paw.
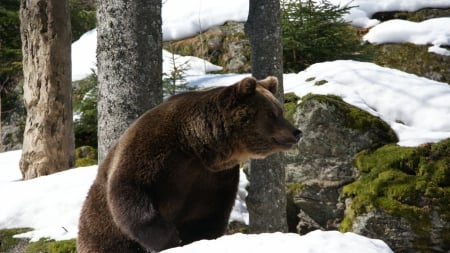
[138,218,181,252]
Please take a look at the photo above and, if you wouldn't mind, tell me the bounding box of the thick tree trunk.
[96,0,163,162]
[19,0,75,180]
[245,0,288,233]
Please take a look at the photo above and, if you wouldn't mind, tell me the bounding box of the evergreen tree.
[73,72,98,148]
[163,50,191,98]
[0,0,21,150]
[281,0,372,72]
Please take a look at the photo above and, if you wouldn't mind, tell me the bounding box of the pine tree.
[281,0,372,72]
[163,50,191,98]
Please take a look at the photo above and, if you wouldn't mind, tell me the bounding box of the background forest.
[1,0,450,252]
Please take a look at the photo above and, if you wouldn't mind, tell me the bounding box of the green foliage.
[163,48,194,98]
[281,0,373,72]
[0,0,21,94]
[69,0,96,42]
[0,228,32,252]
[341,139,450,243]
[75,145,97,167]
[73,72,98,148]
[24,238,77,253]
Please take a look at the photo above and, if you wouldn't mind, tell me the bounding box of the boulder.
[342,141,450,253]
[285,94,398,234]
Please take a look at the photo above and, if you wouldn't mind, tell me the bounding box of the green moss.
[226,221,249,234]
[75,146,97,167]
[339,214,355,232]
[0,228,32,252]
[287,183,305,195]
[314,80,328,86]
[284,92,300,125]
[341,139,450,247]
[24,238,76,253]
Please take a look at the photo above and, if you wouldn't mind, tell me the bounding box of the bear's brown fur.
[77,76,301,253]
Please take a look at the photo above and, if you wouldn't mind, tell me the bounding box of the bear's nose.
[293,129,302,142]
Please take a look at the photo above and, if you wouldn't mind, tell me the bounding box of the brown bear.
[77,76,302,253]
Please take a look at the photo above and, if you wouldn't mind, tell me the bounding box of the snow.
[72,0,450,80]
[72,31,222,82]
[2,0,450,252]
[162,231,392,253]
[161,0,248,41]
[0,151,393,253]
[285,60,450,146]
[363,18,450,55]
[328,0,450,28]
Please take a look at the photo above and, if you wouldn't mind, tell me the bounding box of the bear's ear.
[258,76,278,95]
[236,77,257,96]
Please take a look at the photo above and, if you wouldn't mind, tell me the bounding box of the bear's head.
[221,76,302,160]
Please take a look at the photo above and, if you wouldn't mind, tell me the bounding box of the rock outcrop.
[285,94,398,233]
[285,93,450,253]
[164,22,250,73]
[342,141,450,253]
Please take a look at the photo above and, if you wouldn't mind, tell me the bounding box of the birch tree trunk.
[245,0,288,233]
[19,0,75,180]
[96,0,163,162]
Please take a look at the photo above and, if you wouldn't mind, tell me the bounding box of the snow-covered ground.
[0,151,393,253]
[2,0,450,252]
[363,18,450,56]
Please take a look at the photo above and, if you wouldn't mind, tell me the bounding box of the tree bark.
[19,0,75,180]
[96,0,163,162]
[245,0,288,233]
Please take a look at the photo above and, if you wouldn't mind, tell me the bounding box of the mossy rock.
[226,221,248,235]
[373,43,450,84]
[284,92,300,125]
[341,138,450,251]
[299,94,398,150]
[163,22,250,73]
[285,94,398,234]
[0,228,32,253]
[372,8,450,22]
[75,145,97,167]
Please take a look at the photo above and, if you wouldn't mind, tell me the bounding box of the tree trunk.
[96,0,163,162]
[245,0,288,233]
[19,0,75,180]
[0,95,2,150]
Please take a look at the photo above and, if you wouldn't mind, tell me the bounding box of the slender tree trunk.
[0,95,2,150]
[19,0,74,180]
[96,0,163,162]
[245,0,288,233]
